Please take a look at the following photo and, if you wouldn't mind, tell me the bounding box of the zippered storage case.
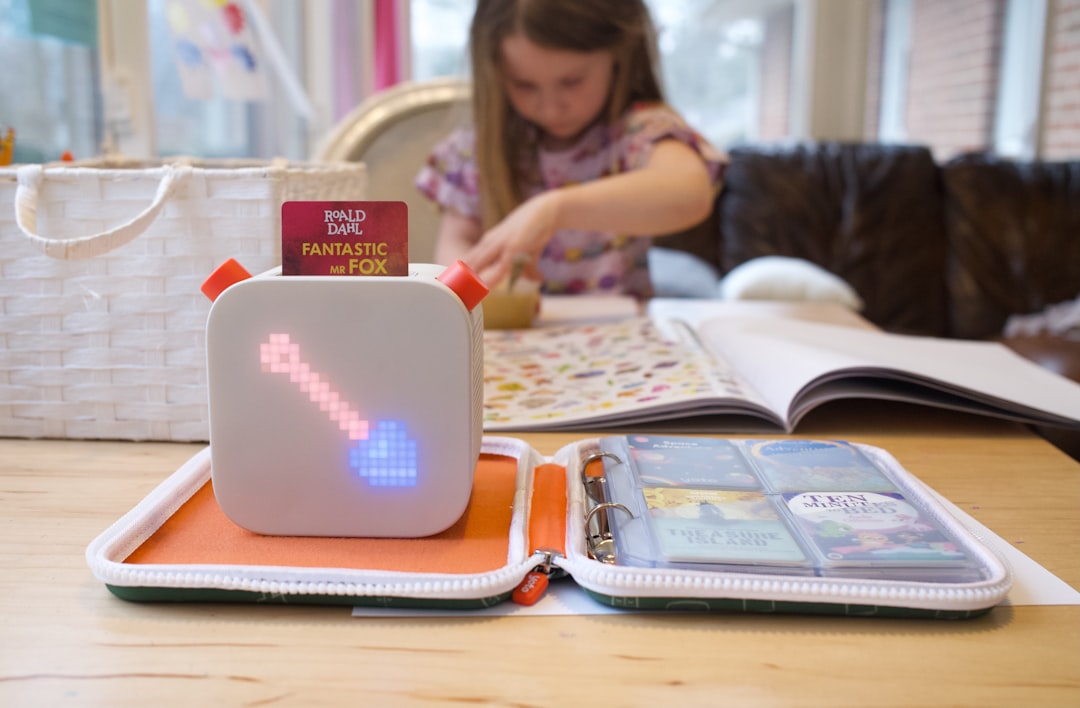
[86,437,1013,618]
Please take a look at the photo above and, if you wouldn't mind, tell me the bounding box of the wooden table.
[2,403,1079,706]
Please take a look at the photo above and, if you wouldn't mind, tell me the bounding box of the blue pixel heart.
[348,420,419,487]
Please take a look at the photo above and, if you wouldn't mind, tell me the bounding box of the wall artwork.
[164,0,267,101]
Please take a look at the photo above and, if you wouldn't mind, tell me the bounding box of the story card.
[746,439,896,492]
[281,201,408,276]
[625,434,760,489]
[642,487,808,565]
[782,491,970,567]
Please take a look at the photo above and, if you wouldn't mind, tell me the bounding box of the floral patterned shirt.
[415,102,727,298]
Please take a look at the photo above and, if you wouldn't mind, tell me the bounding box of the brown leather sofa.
[658,142,1080,456]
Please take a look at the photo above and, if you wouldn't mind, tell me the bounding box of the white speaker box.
[204,262,487,537]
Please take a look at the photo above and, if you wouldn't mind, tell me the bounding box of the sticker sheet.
[483,318,763,428]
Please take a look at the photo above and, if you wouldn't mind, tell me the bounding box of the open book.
[482,304,1080,433]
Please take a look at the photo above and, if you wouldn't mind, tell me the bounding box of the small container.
[482,278,542,329]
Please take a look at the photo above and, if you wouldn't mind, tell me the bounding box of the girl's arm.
[552,138,715,235]
[464,139,714,287]
[432,209,484,266]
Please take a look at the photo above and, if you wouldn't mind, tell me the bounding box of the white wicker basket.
[0,157,367,441]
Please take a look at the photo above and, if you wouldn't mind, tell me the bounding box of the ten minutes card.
[281,201,408,276]
[782,491,970,567]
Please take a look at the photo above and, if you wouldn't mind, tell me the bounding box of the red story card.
[281,201,409,276]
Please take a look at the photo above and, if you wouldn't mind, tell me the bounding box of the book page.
[697,318,1080,429]
[648,299,874,331]
[483,318,776,431]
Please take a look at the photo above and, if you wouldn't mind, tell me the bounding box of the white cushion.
[648,247,720,298]
[1003,295,1080,339]
[717,256,864,311]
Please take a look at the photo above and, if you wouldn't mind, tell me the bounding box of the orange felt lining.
[124,454,525,575]
[528,463,568,557]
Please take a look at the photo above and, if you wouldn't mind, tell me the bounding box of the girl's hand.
[464,190,561,287]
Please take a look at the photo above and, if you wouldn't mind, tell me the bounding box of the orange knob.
[436,260,489,311]
[201,258,253,301]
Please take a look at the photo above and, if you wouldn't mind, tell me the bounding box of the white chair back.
[315,78,471,263]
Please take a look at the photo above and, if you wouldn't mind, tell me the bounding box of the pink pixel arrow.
[260,333,417,486]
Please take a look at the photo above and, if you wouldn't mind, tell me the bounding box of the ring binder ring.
[584,502,633,565]
[581,451,621,504]
[584,501,633,530]
[581,450,630,564]
[582,451,622,466]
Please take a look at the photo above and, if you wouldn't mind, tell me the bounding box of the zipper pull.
[511,549,558,606]
[512,570,549,606]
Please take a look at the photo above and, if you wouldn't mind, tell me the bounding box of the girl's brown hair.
[469,0,665,229]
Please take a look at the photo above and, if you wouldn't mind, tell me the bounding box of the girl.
[415,0,726,297]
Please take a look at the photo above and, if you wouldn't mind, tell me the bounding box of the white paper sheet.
[931,492,1080,607]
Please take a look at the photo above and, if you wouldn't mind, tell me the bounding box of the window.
[871,0,1080,161]
[147,0,311,160]
[409,0,1080,161]
[3,0,1078,163]
[0,0,313,163]
[408,0,798,149]
[650,1,795,147]
[0,0,100,163]
[410,0,471,80]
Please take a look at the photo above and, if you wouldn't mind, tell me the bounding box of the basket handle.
[14,163,192,260]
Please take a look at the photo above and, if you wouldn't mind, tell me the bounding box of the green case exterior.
[107,584,513,610]
[579,589,993,620]
[105,583,991,619]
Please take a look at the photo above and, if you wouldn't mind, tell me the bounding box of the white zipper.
[555,551,1012,611]
[86,442,540,601]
